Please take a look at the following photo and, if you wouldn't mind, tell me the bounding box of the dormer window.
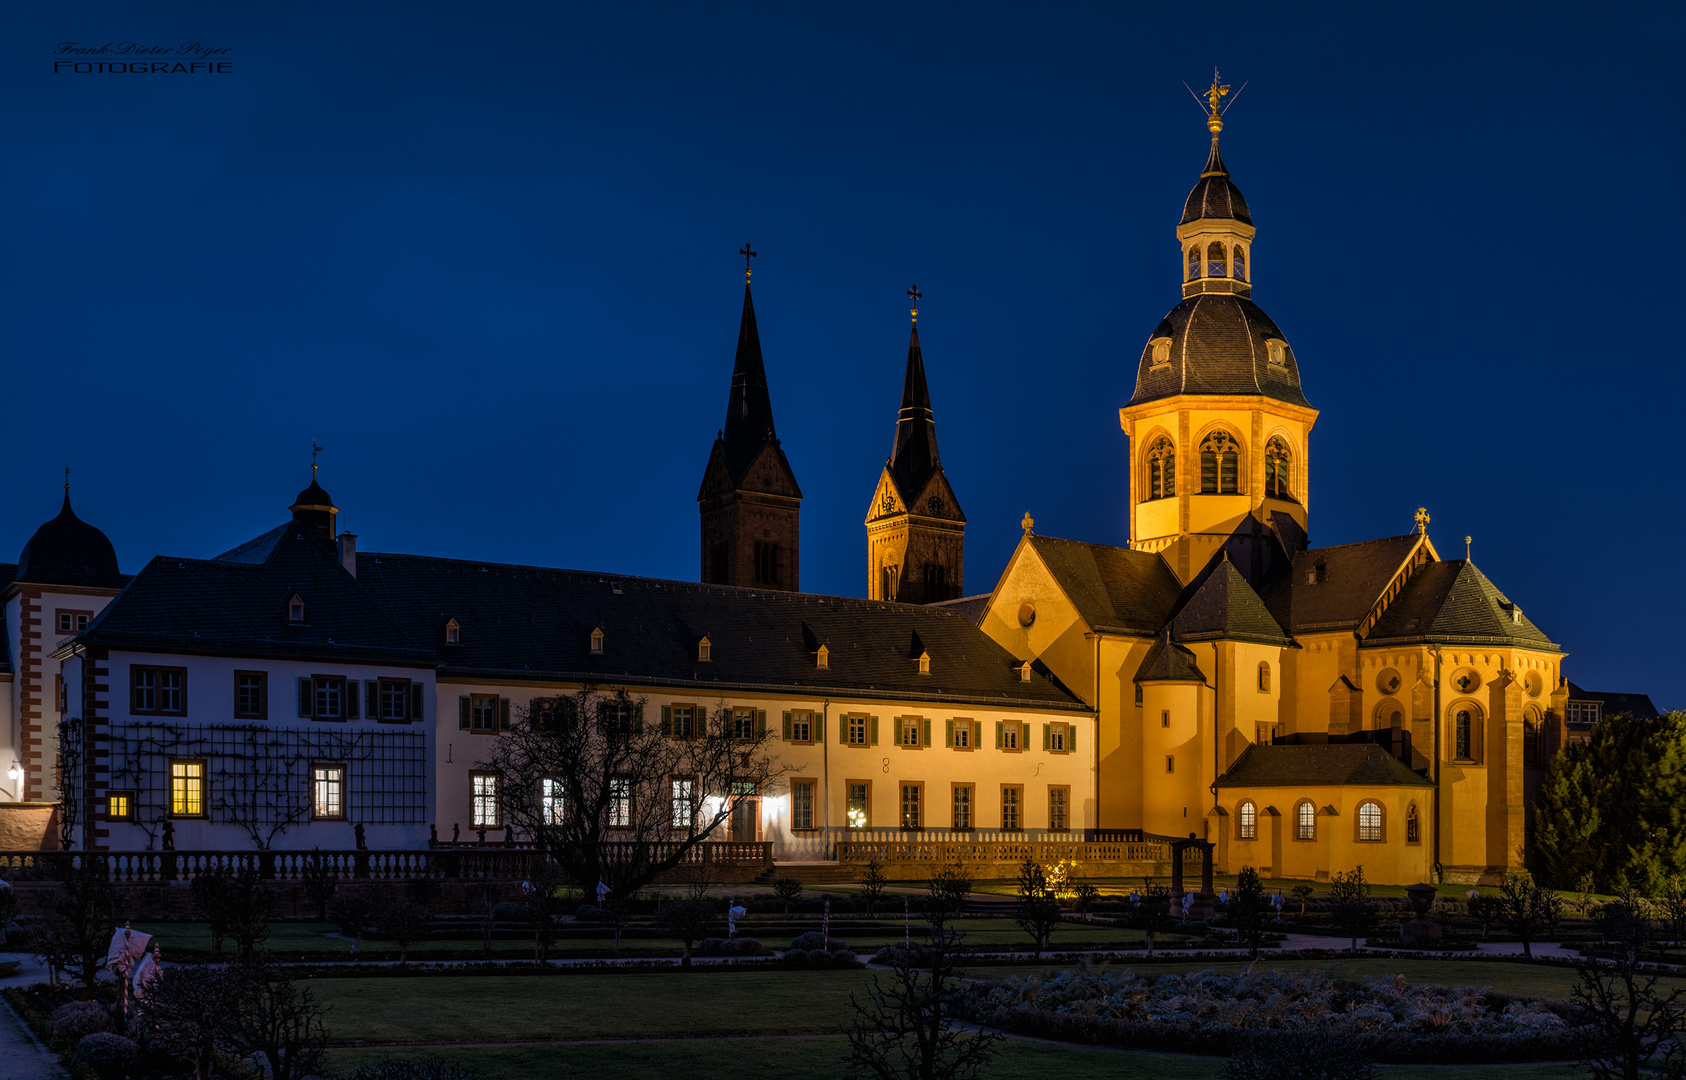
[816,644,830,670]
[1266,339,1287,367]
[1019,661,1032,683]
[288,594,305,624]
[918,651,931,675]
[1148,337,1172,369]
[590,627,605,655]
[444,619,461,646]
[698,636,712,662]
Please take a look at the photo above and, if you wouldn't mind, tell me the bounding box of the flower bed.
[961,965,1594,1062]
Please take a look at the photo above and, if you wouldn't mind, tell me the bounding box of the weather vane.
[1183,68,1247,140]
[907,285,922,324]
[312,442,323,480]
[739,243,756,284]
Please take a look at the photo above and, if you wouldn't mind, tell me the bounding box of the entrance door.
[730,797,761,842]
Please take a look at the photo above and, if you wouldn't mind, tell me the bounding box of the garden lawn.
[325,1039,1579,1080]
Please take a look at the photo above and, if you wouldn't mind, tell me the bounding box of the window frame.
[106,790,134,822]
[951,717,974,750]
[378,678,413,723]
[1143,436,1176,501]
[55,609,92,635]
[846,779,871,829]
[998,720,1023,752]
[1199,428,1243,495]
[1405,802,1421,844]
[1295,799,1316,841]
[1452,704,1480,762]
[470,770,501,828]
[670,776,697,831]
[470,693,501,734]
[234,670,268,720]
[667,702,698,740]
[311,762,347,821]
[1357,800,1384,842]
[169,759,207,818]
[790,777,817,832]
[132,665,188,717]
[847,713,870,747]
[731,707,758,742]
[899,715,924,749]
[1047,722,1069,754]
[1000,784,1023,831]
[1238,799,1257,840]
[899,781,924,831]
[541,777,566,826]
[1257,662,1271,693]
[788,710,814,744]
[311,674,350,722]
[1048,785,1070,832]
[951,783,974,831]
[606,775,633,829]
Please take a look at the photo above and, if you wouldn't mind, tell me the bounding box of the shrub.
[1225,1030,1373,1080]
[695,936,766,957]
[47,999,110,1046]
[339,1054,480,1080]
[870,943,932,966]
[72,1032,138,1078]
[570,903,600,922]
[492,901,527,922]
[789,931,848,952]
[328,894,377,942]
[771,877,804,912]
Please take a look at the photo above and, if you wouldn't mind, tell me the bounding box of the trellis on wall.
[101,723,427,849]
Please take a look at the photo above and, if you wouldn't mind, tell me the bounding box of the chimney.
[338,532,357,578]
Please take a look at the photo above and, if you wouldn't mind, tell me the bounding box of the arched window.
[1455,709,1473,760]
[1238,800,1257,840]
[1358,801,1383,842]
[1187,248,1200,281]
[1233,245,1246,281]
[1200,430,1240,494]
[1295,800,1316,840]
[1524,709,1542,766]
[1264,437,1294,500]
[1405,803,1420,843]
[1257,662,1271,692]
[1207,241,1227,278]
[1144,437,1176,501]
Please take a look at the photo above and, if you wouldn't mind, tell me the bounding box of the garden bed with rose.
[961,965,1594,1063]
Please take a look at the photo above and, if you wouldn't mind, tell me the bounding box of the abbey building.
[0,89,1596,887]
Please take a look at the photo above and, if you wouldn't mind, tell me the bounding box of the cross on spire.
[739,243,756,284]
[1414,507,1430,535]
[907,284,922,324]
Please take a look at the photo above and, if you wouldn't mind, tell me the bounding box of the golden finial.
[1021,512,1034,535]
[739,242,756,285]
[311,442,323,480]
[1205,69,1230,135]
[907,284,922,325]
[1414,507,1430,535]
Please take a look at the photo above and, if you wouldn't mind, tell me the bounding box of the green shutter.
[839,715,848,744]
[815,712,824,741]
[298,677,312,718]
[1042,723,1050,751]
[757,709,767,737]
[662,705,672,737]
[346,681,360,719]
[498,698,512,731]
[973,720,982,748]
[945,719,954,748]
[459,695,470,730]
[782,711,792,740]
[411,683,424,722]
[1069,726,1077,755]
[923,719,932,748]
[995,721,1003,749]
[869,716,879,746]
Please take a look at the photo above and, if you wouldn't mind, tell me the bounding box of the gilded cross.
[1021,512,1035,534]
[739,243,757,283]
[1414,507,1430,534]
[907,285,922,323]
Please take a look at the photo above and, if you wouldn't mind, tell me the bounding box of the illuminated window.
[1265,437,1293,499]
[697,636,712,662]
[1207,241,1227,278]
[1238,800,1256,840]
[107,792,133,821]
[671,778,695,829]
[900,783,922,829]
[1234,245,1247,281]
[1358,801,1383,842]
[1001,785,1022,831]
[607,777,632,828]
[1200,430,1241,494]
[312,764,346,821]
[1296,800,1315,841]
[847,782,870,828]
[170,760,206,818]
[471,772,500,828]
[1144,437,1176,500]
[1048,786,1069,831]
[791,779,816,832]
[952,784,973,830]
[541,777,565,825]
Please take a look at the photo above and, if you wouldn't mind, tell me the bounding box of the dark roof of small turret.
[1180,141,1251,225]
[1129,294,1309,408]
[1135,635,1206,683]
[291,479,335,509]
[15,493,124,590]
[1170,556,1291,645]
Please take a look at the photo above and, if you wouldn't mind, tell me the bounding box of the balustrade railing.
[835,837,1170,867]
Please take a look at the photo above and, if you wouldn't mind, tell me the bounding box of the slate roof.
[76,531,431,665]
[354,553,1086,709]
[1180,141,1252,225]
[1135,635,1206,683]
[1214,743,1434,788]
[1259,535,1423,635]
[15,493,124,591]
[927,594,990,625]
[1128,295,1310,409]
[715,284,788,487]
[1022,535,1184,636]
[1365,560,1558,651]
[1170,555,1292,645]
[888,323,946,504]
[1566,681,1659,720]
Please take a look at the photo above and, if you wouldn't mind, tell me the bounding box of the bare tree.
[846,918,1001,1080]
[55,718,84,849]
[141,964,237,1080]
[859,857,889,917]
[1012,859,1060,959]
[49,861,117,998]
[655,898,717,966]
[1573,901,1686,1080]
[926,862,972,933]
[221,961,331,1080]
[1224,866,1269,959]
[1496,872,1561,960]
[379,907,430,964]
[301,852,337,922]
[480,689,785,901]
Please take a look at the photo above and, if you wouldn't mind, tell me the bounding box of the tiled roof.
[15,493,124,591]
[1180,141,1252,225]
[1171,555,1291,645]
[356,553,1086,710]
[1566,681,1659,720]
[889,324,944,504]
[1366,560,1558,651]
[1214,743,1434,788]
[1135,635,1206,683]
[1128,295,1310,409]
[1022,535,1183,636]
[927,594,989,625]
[1260,534,1422,634]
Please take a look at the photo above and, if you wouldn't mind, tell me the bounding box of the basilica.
[0,88,1588,885]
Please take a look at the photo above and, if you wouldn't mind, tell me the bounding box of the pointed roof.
[1171,556,1292,645]
[15,491,124,590]
[889,323,942,499]
[719,283,780,483]
[1365,559,1559,650]
[1214,743,1435,788]
[1135,633,1206,683]
[1180,139,1252,225]
[290,478,336,511]
[1259,534,1426,635]
[1019,534,1184,636]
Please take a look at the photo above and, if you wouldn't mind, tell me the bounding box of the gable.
[907,470,965,523]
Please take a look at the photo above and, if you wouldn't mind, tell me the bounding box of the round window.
[1018,603,1036,628]
[1376,668,1402,695]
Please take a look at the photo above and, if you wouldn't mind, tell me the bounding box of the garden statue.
[1401,882,1442,947]
[430,824,439,846]
[161,820,175,851]
[354,823,367,850]
[452,823,460,842]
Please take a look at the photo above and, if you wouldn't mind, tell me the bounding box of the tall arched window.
[1187,248,1200,281]
[1264,437,1294,500]
[1238,800,1257,840]
[1207,241,1227,278]
[1405,803,1420,843]
[1233,245,1247,281]
[1358,801,1382,842]
[1455,709,1473,761]
[1524,709,1542,766]
[1257,662,1271,692]
[1200,431,1240,494]
[1296,800,1316,840]
[1144,437,1176,501]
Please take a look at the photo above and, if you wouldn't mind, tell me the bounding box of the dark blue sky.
[4,3,1682,702]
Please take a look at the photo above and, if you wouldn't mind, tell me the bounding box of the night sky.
[4,5,1682,703]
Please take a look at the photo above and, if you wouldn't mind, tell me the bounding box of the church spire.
[890,286,940,498]
[719,255,778,483]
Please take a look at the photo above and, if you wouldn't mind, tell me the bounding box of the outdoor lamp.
[6,762,19,783]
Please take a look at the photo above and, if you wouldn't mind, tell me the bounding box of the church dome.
[1128,294,1308,408]
[1180,143,1251,226]
[16,492,123,590]
[291,479,335,510]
